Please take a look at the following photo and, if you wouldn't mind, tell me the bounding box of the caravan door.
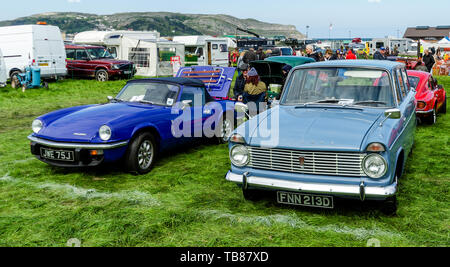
[209,40,228,67]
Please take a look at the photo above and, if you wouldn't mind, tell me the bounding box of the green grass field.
[0,77,449,247]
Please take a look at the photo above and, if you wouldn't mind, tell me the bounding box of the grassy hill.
[0,12,304,38]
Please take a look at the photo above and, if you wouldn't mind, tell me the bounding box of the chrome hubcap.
[138,140,153,169]
[98,72,107,81]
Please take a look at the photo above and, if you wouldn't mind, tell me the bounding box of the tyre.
[125,132,157,175]
[440,98,447,114]
[381,196,398,216]
[425,106,437,125]
[217,115,235,144]
[95,69,109,82]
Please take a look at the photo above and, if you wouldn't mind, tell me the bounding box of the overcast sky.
[1,0,449,38]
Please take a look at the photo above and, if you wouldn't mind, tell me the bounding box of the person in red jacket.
[346,49,357,60]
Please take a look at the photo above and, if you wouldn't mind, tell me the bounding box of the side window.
[179,86,205,107]
[196,47,204,57]
[401,69,410,92]
[219,44,228,53]
[66,49,75,60]
[396,69,407,101]
[75,49,89,60]
[212,44,218,50]
[108,47,117,58]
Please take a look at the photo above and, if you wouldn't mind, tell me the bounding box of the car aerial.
[28,77,236,174]
[65,44,135,82]
[227,60,417,214]
[407,70,447,124]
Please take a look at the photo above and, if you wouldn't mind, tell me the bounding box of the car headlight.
[32,119,43,134]
[112,64,120,70]
[230,145,250,167]
[362,154,387,179]
[99,125,112,141]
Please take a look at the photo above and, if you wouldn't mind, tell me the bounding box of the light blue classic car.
[227,60,417,214]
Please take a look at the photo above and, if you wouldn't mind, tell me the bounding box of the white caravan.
[0,25,67,79]
[0,48,6,87]
[73,31,183,76]
[172,36,229,67]
[369,38,416,55]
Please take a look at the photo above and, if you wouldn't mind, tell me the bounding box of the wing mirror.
[107,96,113,102]
[380,108,402,127]
[385,108,402,119]
[181,100,192,110]
[235,102,249,113]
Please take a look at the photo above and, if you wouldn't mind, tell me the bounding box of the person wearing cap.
[233,63,249,102]
[243,68,268,113]
[373,47,387,60]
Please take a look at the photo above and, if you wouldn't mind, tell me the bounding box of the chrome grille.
[248,147,365,177]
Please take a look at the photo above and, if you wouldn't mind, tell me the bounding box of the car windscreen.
[281,67,395,108]
[280,48,293,55]
[116,82,180,106]
[408,76,420,90]
[86,48,114,59]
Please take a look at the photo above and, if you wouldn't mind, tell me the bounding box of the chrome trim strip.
[416,110,434,114]
[28,135,128,149]
[226,171,397,198]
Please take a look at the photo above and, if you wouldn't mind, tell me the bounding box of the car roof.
[127,77,205,87]
[294,59,404,71]
[265,56,316,66]
[407,70,431,78]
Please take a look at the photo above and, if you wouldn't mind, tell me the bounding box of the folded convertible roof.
[127,77,205,87]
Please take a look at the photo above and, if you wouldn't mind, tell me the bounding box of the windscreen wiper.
[353,100,387,106]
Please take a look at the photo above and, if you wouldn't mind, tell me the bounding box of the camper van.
[369,38,416,55]
[172,36,229,67]
[0,48,6,87]
[73,31,184,77]
[0,25,67,80]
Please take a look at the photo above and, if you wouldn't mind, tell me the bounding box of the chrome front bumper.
[28,135,128,150]
[416,110,434,114]
[226,171,397,200]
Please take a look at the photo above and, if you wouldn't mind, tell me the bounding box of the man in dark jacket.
[423,49,435,72]
[256,47,266,60]
[243,48,257,64]
[233,63,249,101]
[373,47,387,60]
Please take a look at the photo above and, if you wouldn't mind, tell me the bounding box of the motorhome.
[73,30,184,76]
[0,24,67,80]
[172,36,229,67]
[0,48,6,87]
[369,38,416,55]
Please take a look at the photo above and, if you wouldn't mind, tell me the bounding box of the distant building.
[404,26,450,40]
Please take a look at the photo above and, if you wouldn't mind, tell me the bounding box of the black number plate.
[277,191,334,209]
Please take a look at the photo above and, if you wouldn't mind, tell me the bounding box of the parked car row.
[26,59,447,214]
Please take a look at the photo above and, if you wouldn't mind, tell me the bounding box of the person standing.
[233,63,249,102]
[243,48,258,64]
[305,45,320,62]
[423,49,436,73]
[346,49,357,60]
[243,68,268,114]
[256,47,266,60]
[236,51,246,75]
[230,48,240,67]
[373,47,387,60]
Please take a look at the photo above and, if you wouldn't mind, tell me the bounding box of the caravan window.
[219,44,228,52]
[376,42,384,49]
[212,44,218,50]
[108,47,118,58]
[129,48,150,68]
[159,47,176,62]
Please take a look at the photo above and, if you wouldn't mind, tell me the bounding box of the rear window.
[409,76,420,90]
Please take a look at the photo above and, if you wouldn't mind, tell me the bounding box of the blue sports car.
[29,75,236,174]
[227,60,417,214]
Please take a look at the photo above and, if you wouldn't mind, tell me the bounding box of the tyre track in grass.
[0,172,160,207]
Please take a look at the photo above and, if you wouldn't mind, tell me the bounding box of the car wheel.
[440,98,447,114]
[243,188,264,201]
[381,196,398,216]
[217,115,235,144]
[425,106,437,125]
[125,132,157,175]
[95,69,109,82]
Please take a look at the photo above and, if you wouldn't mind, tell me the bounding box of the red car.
[407,70,447,124]
[65,44,135,82]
